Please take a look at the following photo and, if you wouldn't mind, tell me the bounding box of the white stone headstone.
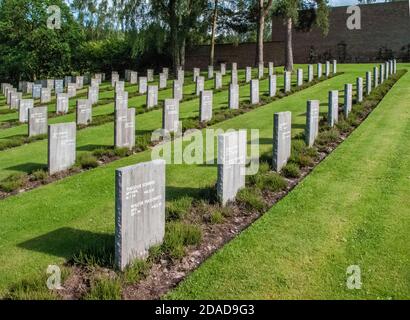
[273,112,292,172]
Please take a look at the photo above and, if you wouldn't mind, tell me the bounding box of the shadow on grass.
[18,227,114,260]
[5,162,45,173]
[77,144,110,152]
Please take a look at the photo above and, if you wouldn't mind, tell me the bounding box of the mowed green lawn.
[168,64,410,300]
[0,64,396,297]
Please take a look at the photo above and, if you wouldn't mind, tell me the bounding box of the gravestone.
[64,76,72,87]
[385,62,389,80]
[67,83,76,98]
[297,69,303,87]
[162,67,169,79]
[199,90,213,122]
[208,66,214,79]
[76,99,92,125]
[308,64,314,82]
[130,71,138,84]
[284,71,291,93]
[75,76,84,89]
[114,159,165,271]
[6,88,16,105]
[146,85,158,108]
[28,107,47,137]
[173,80,183,101]
[231,69,238,85]
[193,68,200,82]
[115,91,128,110]
[366,71,372,95]
[389,60,393,75]
[217,130,247,206]
[245,67,252,83]
[10,92,22,109]
[111,72,119,87]
[328,90,339,127]
[373,67,379,87]
[214,72,222,90]
[356,77,363,103]
[18,81,25,92]
[305,100,320,147]
[333,60,337,74]
[344,83,353,118]
[56,93,69,114]
[196,76,205,96]
[229,83,239,110]
[272,112,292,172]
[115,81,125,93]
[380,64,385,84]
[177,70,185,85]
[159,73,167,89]
[258,63,264,79]
[41,88,51,103]
[124,70,131,82]
[232,62,237,72]
[268,62,274,76]
[269,75,277,97]
[250,79,259,105]
[88,85,99,105]
[317,63,322,78]
[32,84,42,99]
[393,59,397,74]
[54,80,64,94]
[115,108,135,149]
[47,79,54,90]
[325,61,330,77]
[18,99,34,123]
[139,77,148,94]
[163,99,179,133]
[220,63,226,75]
[147,69,154,82]
[48,122,76,175]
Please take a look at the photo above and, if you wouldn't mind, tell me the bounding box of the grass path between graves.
[167,64,410,300]
[0,64,386,296]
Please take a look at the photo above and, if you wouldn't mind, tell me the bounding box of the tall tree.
[256,0,274,66]
[209,0,219,66]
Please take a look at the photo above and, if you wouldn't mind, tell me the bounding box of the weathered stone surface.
[305,100,320,147]
[297,69,303,86]
[40,88,51,103]
[32,84,42,99]
[217,130,246,206]
[214,72,222,90]
[26,82,33,94]
[208,65,214,79]
[64,76,72,87]
[245,67,252,83]
[373,67,379,87]
[193,68,200,82]
[268,62,274,76]
[173,80,183,101]
[220,63,226,75]
[385,62,389,80]
[115,159,166,271]
[67,83,77,98]
[366,71,372,95]
[28,107,47,137]
[75,76,84,89]
[56,93,69,114]
[333,60,337,74]
[111,72,119,87]
[163,98,179,133]
[308,64,314,82]
[130,71,138,84]
[115,108,135,149]
[195,76,205,96]
[199,90,213,122]
[229,83,239,109]
[328,90,339,127]
[6,87,16,105]
[115,91,128,110]
[273,112,292,172]
[147,69,154,82]
[356,77,363,103]
[380,64,385,84]
[54,80,64,94]
[317,63,322,78]
[250,79,259,105]
[393,59,397,74]
[115,81,125,93]
[159,73,167,89]
[162,67,169,79]
[48,122,76,175]
[325,61,330,76]
[76,99,92,125]
[10,92,22,109]
[18,99,34,123]
[232,62,237,72]
[124,70,131,82]
[344,83,353,118]
[231,69,238,85]
[146,85,158,108]
[284,71,291,93]
[258,63,264,79]
[47,79,55,90]
[269,75,277,97]
[177,70,185,85]
[88,85,99,105]
[139,77,148,94]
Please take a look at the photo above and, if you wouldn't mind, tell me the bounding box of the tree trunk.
[169,0,180,74]
[209,0,218,66]
[285,17,294,72]
[255,1,265,66]
[180,38,186,69]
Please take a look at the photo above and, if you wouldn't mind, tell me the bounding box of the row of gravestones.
[113,59,398,270]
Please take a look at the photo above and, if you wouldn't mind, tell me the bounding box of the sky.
[329,0,385,6]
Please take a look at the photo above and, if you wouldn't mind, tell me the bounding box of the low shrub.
[114,147,132,158]
[257,172,287,192]
[162,222,202,260]
[71,242,115,270]
[166,196,194,221]
[77,153,99,169]
[282,163,301,178]
[122,260,150,285]
[30,169,48,182]
[236,188,266,212]
[316,128,340,146]
[210,210,224,224]
[92,148,115,159]
[84,277,122,300]
[0,173,28,192]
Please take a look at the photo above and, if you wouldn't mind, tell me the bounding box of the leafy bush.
[257,172,287,192]
[92,148,115,159]
[166,196,194,221]
[282,163,301,178]
[30,169,48,182]
[0,173,28,192]
[210,210,224,224]
[77,153,99,169]
[122,260,150,284]
[114,147,132,158]
[236,188,266,212]
[162,222,202,260]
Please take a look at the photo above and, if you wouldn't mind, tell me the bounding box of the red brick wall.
[185,1,409,68]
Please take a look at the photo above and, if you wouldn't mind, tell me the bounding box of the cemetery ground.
[0,64,409,299]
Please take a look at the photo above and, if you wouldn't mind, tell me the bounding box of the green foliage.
[162,222,202,260]
[30,169,48,183]
[282,163,301,178]
[71,242,115,270]
[236,188,266,212]
[210,210,224,224]
[166,196,194,221]
[122,260,150,285]
[84,277,122,300]
[0,173,28,192]
[77,153,99,169]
